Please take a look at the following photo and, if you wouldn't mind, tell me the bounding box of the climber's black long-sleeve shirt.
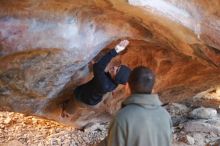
[74,49,118,105]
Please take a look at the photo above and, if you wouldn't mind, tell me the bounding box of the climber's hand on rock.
[115,39,129,53]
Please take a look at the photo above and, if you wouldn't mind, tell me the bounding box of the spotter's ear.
[125,82,131,95]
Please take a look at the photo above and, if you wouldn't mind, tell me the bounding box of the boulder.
[184,119,220,135]
[189,88,220,108]
[166,103,190,116]
[0,0,220,127]
[166,103,190,126]
[189,107,217,119]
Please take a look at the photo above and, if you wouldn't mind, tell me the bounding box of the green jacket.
[107,94,172,146]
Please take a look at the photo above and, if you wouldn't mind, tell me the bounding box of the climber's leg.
[61,92,88,116]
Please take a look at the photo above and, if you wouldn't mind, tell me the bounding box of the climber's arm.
[93,40,129,72]
[93,49,117,72]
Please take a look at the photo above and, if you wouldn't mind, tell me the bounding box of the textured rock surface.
[189,107,217,119]
[0,111,108,146]
[191,87,220,108]
[166,101,220,146]
[1,104,220,146]
[129,0,220,52]
[0,0,220,127]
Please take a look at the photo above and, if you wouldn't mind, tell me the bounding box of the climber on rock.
[61,40,131,116]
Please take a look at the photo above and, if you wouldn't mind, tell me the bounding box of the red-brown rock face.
[0,0,220,127]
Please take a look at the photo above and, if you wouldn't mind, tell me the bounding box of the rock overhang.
[0,0,220,127]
